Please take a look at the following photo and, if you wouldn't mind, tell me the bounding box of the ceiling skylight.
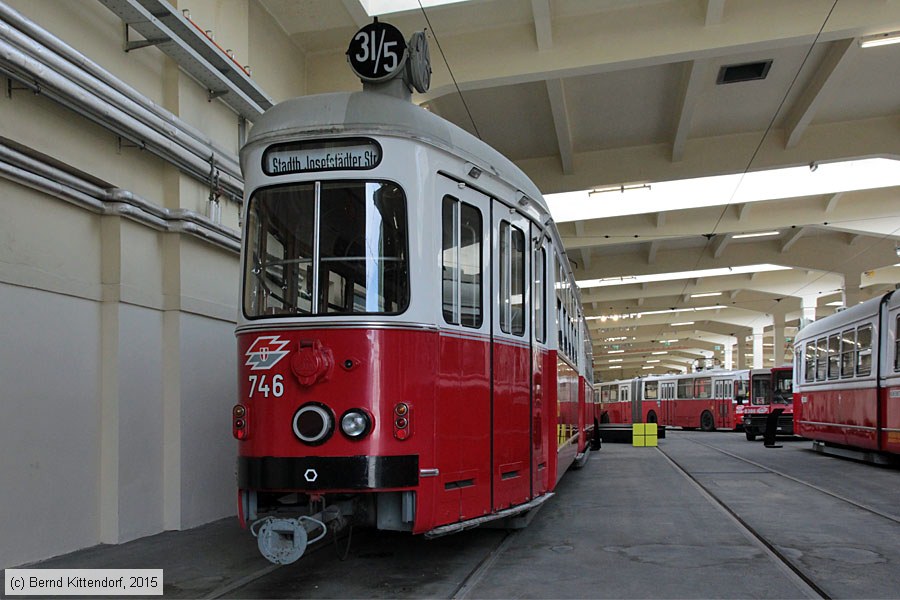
[546,158,900,222]
[360,0,472,16]
[577,264,790,288]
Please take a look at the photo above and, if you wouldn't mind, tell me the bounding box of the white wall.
[0,0,304,568]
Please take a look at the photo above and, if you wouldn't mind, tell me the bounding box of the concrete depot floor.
[6,430,900,599]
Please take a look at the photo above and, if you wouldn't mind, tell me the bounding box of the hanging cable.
[417,1,483,140]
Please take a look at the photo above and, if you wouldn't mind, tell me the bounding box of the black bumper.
[238,455,419,491]
[745,414,794,434]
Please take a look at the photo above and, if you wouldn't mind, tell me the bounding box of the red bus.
[793,290,900,459]
[597,369,750,431]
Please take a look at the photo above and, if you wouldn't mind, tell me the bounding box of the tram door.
[491,198,532,510]
[618,384,631,422]
[435,177,492,524]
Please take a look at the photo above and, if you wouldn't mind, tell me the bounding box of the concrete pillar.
[752,326,765,369]
[842,271,863,308]
[772,312,786,367]
[800,295,817,330]
[736,333,747,369]
[99,216,121,544]
[724,339,735,370]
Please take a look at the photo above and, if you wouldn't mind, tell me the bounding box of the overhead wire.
[635,0,864,363]
[416,1,483,140]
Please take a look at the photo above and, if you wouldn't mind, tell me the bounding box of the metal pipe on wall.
[0,1,244,200]
[0,139,240,253]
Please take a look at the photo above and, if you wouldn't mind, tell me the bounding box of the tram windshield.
[243,181,409,317]
[751,375,770,405]
[772,371,793,404]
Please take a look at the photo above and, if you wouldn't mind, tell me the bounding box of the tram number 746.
[247,374,284,399]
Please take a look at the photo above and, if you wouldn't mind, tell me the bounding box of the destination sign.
[264,139,382,175]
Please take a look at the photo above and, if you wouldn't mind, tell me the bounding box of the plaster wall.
[0,0,305,568]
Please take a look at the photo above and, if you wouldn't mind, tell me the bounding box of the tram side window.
[895,315,900,372]
[815,337,828,381]
[533,246,546,342]
[804,341,816,383]
[734,380,749,404]
[609,387,618,401]
[856,324,873,376]
[677,379,692,399]
[499,221,525,336]
[695,377,711,399]
[840,329,855,378]
[645,381,658,400]
[441,196,483,328]
[827,334,840,380]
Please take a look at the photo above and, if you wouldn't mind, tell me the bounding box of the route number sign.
[347,21,407,82]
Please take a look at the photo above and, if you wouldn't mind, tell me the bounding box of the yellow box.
[632,423,658,447]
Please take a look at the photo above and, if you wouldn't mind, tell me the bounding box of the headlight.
[340,409,372,439]
[292,403,334,445]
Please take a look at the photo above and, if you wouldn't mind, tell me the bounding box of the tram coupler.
[252,505,344,565]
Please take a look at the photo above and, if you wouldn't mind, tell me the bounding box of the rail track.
[657,435,900,600]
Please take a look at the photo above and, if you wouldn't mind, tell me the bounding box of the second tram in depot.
[232,22,597,565]
[597,369,751,431]
[793,289,900,461]
[741,366,794,440]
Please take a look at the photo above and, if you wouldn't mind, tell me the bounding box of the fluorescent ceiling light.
[586,305,722,321]
[647,359,661,363]
[860,31,900,48]
[690,292,722,298]
[651,351,668,355]
[826,301,844,307]
[608,349,625,354]
[578,264,790,288]
[642,366,655,370]
[662,339,679,343]
[546,158,900,222]
[732,231,779,239]
[608,358,623,363]
[608,365,622,368]
[671,321,695,326]
[361,0,471,15]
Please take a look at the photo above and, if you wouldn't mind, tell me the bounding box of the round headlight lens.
[340,409,372,439]
[292,403,334,445]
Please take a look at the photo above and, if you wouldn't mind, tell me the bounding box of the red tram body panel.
[793,290,900,457]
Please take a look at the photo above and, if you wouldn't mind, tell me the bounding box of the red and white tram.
[597,370,750,431]
[741,366,793,441]
[232,23,597,565]
[793,290,900,460]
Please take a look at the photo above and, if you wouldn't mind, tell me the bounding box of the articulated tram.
[793,290,900,460]
[232,22,597,565]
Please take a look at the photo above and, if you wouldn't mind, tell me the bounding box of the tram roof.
[244,90,549,217]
